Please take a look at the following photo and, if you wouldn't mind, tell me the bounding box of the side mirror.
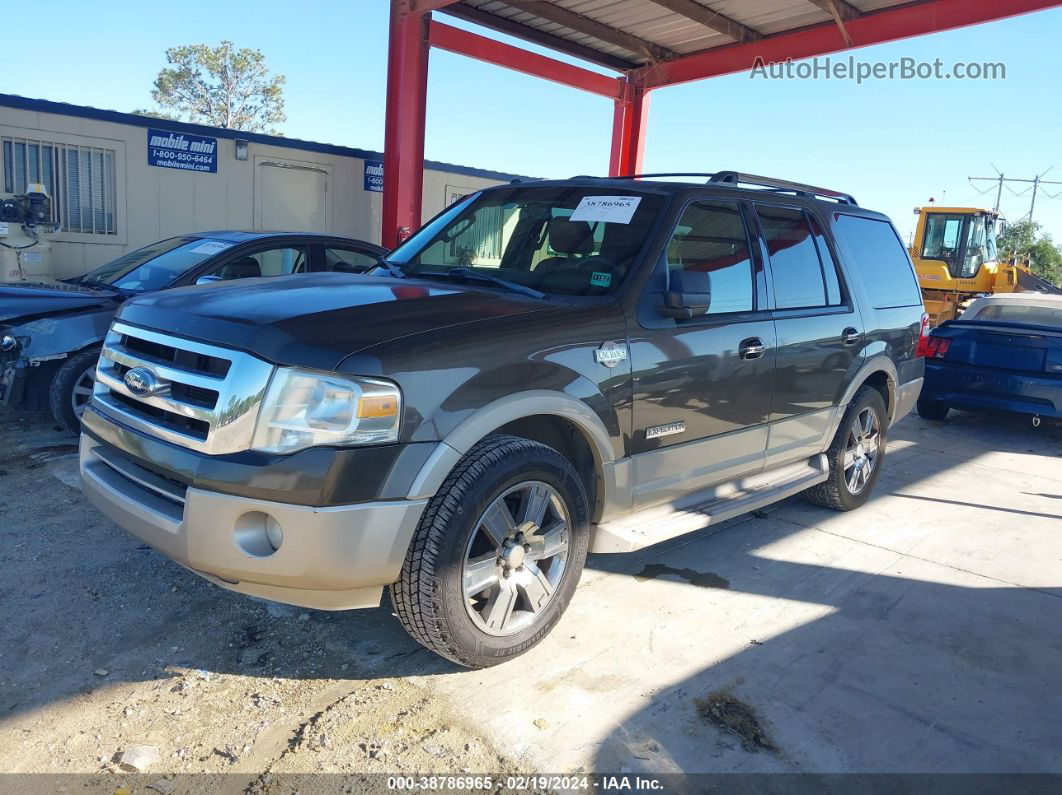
[195,275,223,286]
[657,270,710,319]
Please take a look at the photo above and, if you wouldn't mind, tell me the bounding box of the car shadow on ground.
[580,412,1062,773]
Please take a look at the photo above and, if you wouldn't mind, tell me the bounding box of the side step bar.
[590,455,828,553]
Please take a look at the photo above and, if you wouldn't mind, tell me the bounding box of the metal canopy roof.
[440,0,920,72]
[382,0,1062,247]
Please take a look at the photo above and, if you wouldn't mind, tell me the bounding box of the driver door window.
[324,247,377,273]
[667,201,754,315]
[210,245,309,281]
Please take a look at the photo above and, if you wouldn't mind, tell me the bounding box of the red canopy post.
[382,0,430,250]
[609,78,651,177]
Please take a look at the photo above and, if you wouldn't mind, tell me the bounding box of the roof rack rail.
[590,171,857,205]
[708,171,858,205]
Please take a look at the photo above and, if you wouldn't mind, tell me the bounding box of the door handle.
[739,338,766,360]
[842,327,861,345]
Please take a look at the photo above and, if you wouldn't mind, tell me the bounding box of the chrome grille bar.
[91,321,275,455]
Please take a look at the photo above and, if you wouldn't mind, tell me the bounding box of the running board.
[590,454,828,553]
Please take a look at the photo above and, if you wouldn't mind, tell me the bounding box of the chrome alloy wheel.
[843,406,881,495]
[71,366,96,418]
[462,481,570,637]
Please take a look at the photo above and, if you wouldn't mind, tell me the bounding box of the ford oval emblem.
[124,367,159,398]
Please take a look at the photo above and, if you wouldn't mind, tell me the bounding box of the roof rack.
[708,171,858,205]
[590,171,858,206]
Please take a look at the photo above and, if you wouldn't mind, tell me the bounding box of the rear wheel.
[49,348,101,433]
[804,386,887,511]
[391,434,589,668]
[917,398,950,421]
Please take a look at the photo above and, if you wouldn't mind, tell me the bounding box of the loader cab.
[914,207,1000,280]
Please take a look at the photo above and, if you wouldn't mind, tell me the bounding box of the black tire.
[391,433,590,668]
[49,347,101,433]
[804,386,888,512]
[917,398,950,421]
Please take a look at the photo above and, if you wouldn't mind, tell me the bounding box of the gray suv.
[79,173,927,668]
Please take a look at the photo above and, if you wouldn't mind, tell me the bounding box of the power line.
[968,166,1062,224]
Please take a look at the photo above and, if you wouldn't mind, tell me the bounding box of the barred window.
[2,136,117,235]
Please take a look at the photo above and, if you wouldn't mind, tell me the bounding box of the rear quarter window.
[834,214,922,309]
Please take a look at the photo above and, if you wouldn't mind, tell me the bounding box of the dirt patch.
[694,689,777,754]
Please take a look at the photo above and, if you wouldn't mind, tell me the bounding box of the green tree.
[143,41,286,133]
[997,219,1062,286]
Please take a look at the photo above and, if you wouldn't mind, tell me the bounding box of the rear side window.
[756,205,841,309]
[834,214,922,308]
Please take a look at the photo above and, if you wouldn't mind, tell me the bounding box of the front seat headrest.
[548,219,594,256]
[217,257,261,279]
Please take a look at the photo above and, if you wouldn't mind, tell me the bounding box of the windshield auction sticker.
[190,241,233,255]
[570,196,642,224]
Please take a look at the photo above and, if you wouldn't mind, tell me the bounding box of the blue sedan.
[917,293,1062,425]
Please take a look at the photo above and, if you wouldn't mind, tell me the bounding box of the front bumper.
[922,361,1061,419]
[79,420,429,611]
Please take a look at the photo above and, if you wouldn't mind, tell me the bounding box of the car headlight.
[251,368,401,454]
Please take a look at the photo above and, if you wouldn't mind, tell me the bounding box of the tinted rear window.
[834,214,922,309]
[967,301,1062,325]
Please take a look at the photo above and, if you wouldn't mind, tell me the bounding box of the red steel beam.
[382,1,431,249]
[638,0,1062,87]
[429,20,624,98]
[609,80,651,177]
[412,0,461,11]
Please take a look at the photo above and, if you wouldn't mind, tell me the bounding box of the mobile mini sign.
[147,129,218,173]
[364,160,384,192]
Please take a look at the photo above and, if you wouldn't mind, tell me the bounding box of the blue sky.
[5,1,1062,243]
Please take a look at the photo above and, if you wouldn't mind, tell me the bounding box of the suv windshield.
[388,186,664,297]
[79,237,233,292]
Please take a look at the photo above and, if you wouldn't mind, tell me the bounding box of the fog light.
[234,511,283,557]
[1,335,16,352]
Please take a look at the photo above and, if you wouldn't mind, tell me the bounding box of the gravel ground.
[0,412,524,786]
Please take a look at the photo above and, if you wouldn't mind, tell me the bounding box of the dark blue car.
[1,231,384,431]
[917,293,1062,425]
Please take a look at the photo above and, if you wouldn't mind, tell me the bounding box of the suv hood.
[115,272,549,370]
[0,281,121,324]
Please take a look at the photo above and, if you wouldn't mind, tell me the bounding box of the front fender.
[406,387,620,502]
[16,307,113,361]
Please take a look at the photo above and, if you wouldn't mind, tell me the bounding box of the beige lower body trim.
[80,436,426,611]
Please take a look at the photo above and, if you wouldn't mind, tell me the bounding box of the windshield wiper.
[419,267,546,300]
[372,258,407,279]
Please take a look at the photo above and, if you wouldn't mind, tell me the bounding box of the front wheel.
[391,434,589,668]
[49,348,101,433]
[804,386,888,511]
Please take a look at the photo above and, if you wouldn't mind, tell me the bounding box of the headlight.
[251,368,401,454]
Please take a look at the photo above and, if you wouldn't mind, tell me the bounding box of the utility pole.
[969,167,1062,224]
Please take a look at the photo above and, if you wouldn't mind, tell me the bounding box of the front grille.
[92,321,275,454]
[111,360,218,408]
[122,333,231,378]
[108,390,210,439]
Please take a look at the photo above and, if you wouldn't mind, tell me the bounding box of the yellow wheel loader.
[911,206,1061,325]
